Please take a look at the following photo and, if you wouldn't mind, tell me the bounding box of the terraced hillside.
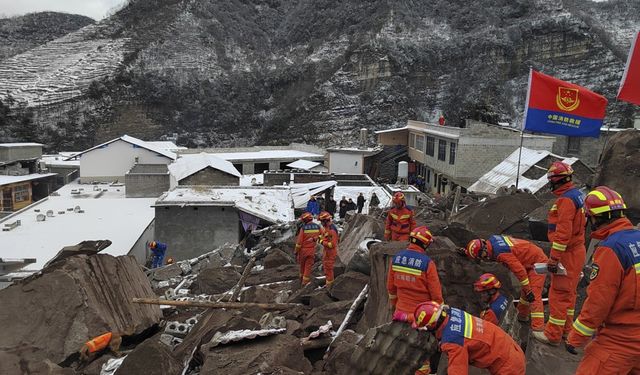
[0,0,639,150]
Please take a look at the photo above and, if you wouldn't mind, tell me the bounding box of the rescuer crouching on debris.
[294,212,324,286]
[148,240,168,269]
[387,226,443,375]
[384,192,416,241]
[464,235,547,331]
[566,186,640,374]
[474,273,509,326]
[413,301,526,375]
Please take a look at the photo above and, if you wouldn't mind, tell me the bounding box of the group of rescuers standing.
[294,160,640,375]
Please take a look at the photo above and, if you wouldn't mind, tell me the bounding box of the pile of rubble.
[6,179,631,374]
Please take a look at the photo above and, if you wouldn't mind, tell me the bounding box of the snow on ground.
[333,185,392,214]
[0,181,155,272]
[239,174,265,186]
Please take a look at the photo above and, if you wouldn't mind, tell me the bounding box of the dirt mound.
[594,129,640,221]
[194,266,242,294]
[329,271,369,301]
[0,254,162,365]
[450,193,543,238]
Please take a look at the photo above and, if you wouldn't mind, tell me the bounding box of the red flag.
[617,31,640,106]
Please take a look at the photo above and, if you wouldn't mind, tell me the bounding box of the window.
[426,169,430,184]
[14,184,29,202]
[449,142,456,165]
[409,133,416,149]
[415,135,425,152]
[426,136,435,156]
[567,137,580,154]
[438,139,447,161]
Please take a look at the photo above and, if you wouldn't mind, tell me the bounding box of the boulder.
[329,271,370,301]
[300,300,353,335]
[245,264,300,286]
[594,129,640,221]
[525,336,582,375]
[152,263,184,281]
[323,330,362,374]
[200,334,312,375]
[338,214,385,271]
[0,254,162,365]
[264,248,295,269]
[195,266,242,294]
[115,337,183,375]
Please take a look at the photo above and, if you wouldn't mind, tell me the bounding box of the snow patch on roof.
[209,150,323,161]
[145,141,187,151]
[0,182,155,272]
[286,159,321,170]
[169,153,241,181]
[156,186,294,223]
[67,135,177,161]
[0,143,44,147]
[0,173,57,186]
[239,174,264,186]
[468,147,580,195]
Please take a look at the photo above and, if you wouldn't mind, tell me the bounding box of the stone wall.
[179,167,240,186]
[126,173,170,198]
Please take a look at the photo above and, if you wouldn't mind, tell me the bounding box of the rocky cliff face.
[0,12,94,60]
[0,0,638,150]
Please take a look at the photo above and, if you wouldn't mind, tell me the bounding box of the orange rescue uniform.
[387,243,443,318]
[485,235,547,330]
[436,307,525,375]
[545,182,587,342]
[568,218,640,374]
[295,222,324,285]
[480,292,509,326]
[384,206,416,241]
[320,222,339,286]
[85,332,113,353]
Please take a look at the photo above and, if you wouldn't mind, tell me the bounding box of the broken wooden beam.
[301,336,333,351]
[229,256,256,302]
[132,298,301,310]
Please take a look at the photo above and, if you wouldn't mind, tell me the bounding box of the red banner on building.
[617,31,640,106]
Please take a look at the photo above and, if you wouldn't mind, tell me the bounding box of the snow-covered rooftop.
[145,141,187,151]
[0,182,155,272]
[333,185,392,212]
[468,147,580,195]
[169,153,241,181]
[67,135,177,161]
[155,186,295,224]
[0,173,57,186]
[41,155,80,167]
[209,150,323,161]
[239,174,264,186]
[374,126,409,134]
[0,143,44,147]
[286,159,322,170]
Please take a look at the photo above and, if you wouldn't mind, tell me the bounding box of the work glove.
[392,310,409,322]
[547,257,559,274]
[565,342,578,355]
[524,289,535,303]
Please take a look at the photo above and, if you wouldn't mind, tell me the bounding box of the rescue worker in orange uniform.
[387,226,443,375]
[318,211,339,287]
[384,192,416,241]
[413,301,526,375]
[533,161,587,345]
[465,235,546,331]
[79,332,123,362]
[474,273,509,326]
[294,212,324,286]
[566,186,640,374]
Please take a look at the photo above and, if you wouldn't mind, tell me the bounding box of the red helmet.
[465,239,487,259]
[474,273,502,292]
[410,226,434,250]
[318,211,332,221]
[547,161,573,183]
[300,212,313,223]
[584,186,627,217]
[413,301,445,330]
[392,192,406,205]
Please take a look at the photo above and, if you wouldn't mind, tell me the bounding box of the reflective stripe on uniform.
[548,316,566,326]
[530,312,545,318]
[392,265,422,276]
[566,309,575,316]
[550,204,558,211]
[388,294,397,300]
[399,214,412,219]
[304,229,319,234]
[552,242,567,251]
[635,263,640,274]
[519,299,529,306]
[503,236,514,247]
[573,319,596,337]
[463,312,473,339]
[390,213,399,220]
[520,278,530,286]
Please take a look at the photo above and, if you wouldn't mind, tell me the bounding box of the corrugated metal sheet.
[468,148,579,194]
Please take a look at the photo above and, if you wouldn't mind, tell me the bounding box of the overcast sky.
[0,0,128,20]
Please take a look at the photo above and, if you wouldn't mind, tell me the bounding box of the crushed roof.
[169,153,241,181]
[286,159,322,170]
[0,173,57,186]
[467,147,580,195]
[0,182,155,272]
[155,186,295,223]
[65,135,177,161]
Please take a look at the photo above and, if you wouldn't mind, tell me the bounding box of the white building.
[66,135,177,183]
[327,147,380,174]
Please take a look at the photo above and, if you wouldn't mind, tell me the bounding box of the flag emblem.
[556,87,580,111]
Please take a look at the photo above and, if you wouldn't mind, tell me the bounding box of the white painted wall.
[329,152,364,174]
[80,140,172,182]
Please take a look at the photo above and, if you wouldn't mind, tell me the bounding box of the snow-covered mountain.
[0,0,638,150]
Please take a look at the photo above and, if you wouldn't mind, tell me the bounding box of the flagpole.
[515,128,525,190]
[517,68,533,191]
